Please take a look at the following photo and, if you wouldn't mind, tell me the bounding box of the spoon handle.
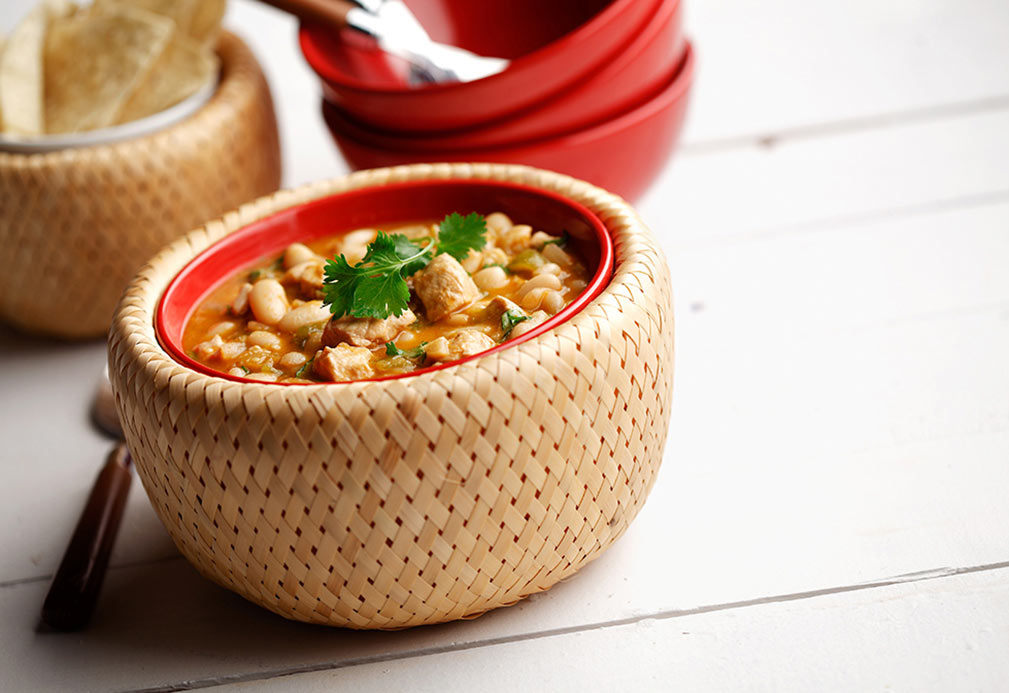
[41,443,132,631]
[255,0,355,29]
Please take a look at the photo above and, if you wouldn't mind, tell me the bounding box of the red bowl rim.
[155,179,615,386]
[325,41,695,155]
[298,0,654,97]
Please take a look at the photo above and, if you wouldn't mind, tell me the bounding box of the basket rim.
[0,30,247,163]
[111,162,657,394]
[154,178,616,385]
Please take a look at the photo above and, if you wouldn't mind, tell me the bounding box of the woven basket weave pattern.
[109,163,674,629]
[0,32,281,338]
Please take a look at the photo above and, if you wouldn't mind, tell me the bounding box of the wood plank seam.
[681,94,1009,156]
[117,559,1009,693]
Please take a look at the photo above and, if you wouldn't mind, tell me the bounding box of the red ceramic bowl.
[299,0,662,134]
[322,42,695,202]
[156,179,615,384]
[334,0,684,149]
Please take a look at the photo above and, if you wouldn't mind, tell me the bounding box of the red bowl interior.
[323,43,695,202]
[156,180,615,385]
[298,0,661,133]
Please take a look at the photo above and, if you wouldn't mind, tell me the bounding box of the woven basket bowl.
[0,32,281,339]
[108,163,674,629]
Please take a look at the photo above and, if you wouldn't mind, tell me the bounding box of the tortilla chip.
[92,0,193,27]
[116,31,218,124]
[187,0,226,45]
[93,0,224,43]
[44,5,173,133]
[0,6,47,135]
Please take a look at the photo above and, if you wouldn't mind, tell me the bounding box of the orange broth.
[182,214,590,383]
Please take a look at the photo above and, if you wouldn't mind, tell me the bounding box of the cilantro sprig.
[500,308,530,339]
[385,341,428,361]
[322,213,487,320]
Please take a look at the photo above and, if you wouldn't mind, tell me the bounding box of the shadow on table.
[28,552,573,690]
[0,323,104,357]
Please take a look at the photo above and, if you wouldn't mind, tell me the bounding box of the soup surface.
[183,212,591,383]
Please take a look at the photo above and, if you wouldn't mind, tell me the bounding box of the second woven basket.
[0,32,282,339]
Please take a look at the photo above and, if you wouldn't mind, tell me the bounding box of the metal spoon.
[40,370,132,631]
[260,0,508,85]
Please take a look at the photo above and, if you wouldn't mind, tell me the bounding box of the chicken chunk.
[322,308,416,349]
[425,330,497,363]
[313,344,374,382]
[283,260,326,297]
[414,254,480,321]
[486,296,523,321]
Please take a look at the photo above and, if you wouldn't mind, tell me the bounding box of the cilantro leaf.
[385,341,428,361]
[322,232,432,319]
[322,214,488,320]
[351,269,412,319]
[437,212,487,261]
[321,255,359,318]
[500,308,530,339]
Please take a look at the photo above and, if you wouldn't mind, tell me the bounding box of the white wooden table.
[2,1,1008,690]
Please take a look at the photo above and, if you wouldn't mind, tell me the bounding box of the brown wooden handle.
[254,0,355,29]
[41,444,132,631]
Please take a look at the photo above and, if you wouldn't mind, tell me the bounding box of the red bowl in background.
[333,0,684,150]
[156,179,615,385]
[299,0,662,134]
[322,43,695,202]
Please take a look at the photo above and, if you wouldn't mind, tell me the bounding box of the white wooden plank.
[1,297,1007,690]
[640,107,1009,244]
[217,567,1009,693]
[683,0,1009,144]
[0,335,178,585]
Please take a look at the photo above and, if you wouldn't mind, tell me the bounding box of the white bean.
[535,262,562,276]
[246,372,278,382]
[277,300,331,333]
[542,243,573,266]
[473,266,509,291]
[339,228,377,265]
[520,287,551,311]
[227,367,246,377]
[502,224,532,251]
[509,311,548,340]
[460,250,483,274]
[279,352,307,372]
[231,282,253,315]
[516,273,562,299]
[485,212,512,237]
[531,231,554,246]
[543,290,565,315]
[284,243,318,269]
[208,321,237,337]
[248,279,288,325]
[247,330,282,350]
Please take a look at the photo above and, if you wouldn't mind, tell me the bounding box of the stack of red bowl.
[299,0,693,202]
